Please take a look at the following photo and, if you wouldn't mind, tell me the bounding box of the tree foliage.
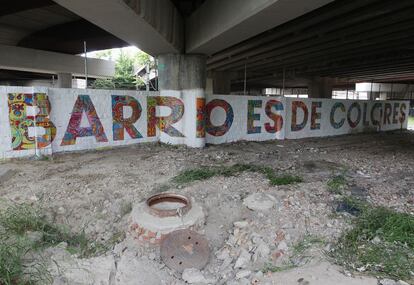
[92,50,150,90]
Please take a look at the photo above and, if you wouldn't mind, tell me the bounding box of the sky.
[82,46,142,61]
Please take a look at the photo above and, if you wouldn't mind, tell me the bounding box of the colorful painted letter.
[264,100,283,133]
[147,96,185,137]
[61,95,108,145]
[330,102,345,129]
[112,95,142,141]
[196,98,206,138]
[291,101,308,131]
[206,99,234,137]
[347,102,361,128]
[247,100,262,134]
[8,93,56,150]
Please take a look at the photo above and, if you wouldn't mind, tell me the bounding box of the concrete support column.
[57,73,73,88]
[308,77,334,98]
[212,71,231,94]
[157,54,206,148]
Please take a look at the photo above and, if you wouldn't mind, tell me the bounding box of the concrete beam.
[52,0,183,55]
[0,45,115,78]
[186,0,334,55]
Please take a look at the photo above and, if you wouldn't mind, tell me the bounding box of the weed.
[120,202,133,217]
[262,262,296,273]
[173,168,218,184]
[172,164,303,186]
[262,235,324,274]
[331,204,414,281]
[265,172,303,186]
[0,236,51,285]
[335,196,366,216]
[327,175,347,194]
[292,235,325,255]
[0,203,118,284]
[0,204,89,252]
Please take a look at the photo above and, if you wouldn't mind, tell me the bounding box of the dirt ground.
[1,131,413,285]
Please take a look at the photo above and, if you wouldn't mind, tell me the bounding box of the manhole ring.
[160,229,210,272]
[146,193,192,217]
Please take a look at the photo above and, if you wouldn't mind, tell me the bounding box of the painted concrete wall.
[0,87,409,159]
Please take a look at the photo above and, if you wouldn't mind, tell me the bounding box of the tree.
[92,50,146,90]
[112,51,138,89]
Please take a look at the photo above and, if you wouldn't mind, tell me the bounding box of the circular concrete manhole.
[129,193,205,245]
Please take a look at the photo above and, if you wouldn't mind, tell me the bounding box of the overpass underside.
[1,0,414,95]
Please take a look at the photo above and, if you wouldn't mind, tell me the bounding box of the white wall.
[0,87,409,159]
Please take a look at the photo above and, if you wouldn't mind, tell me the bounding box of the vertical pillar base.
[57,73,73,88]
[157,54,207,148]
[308,77,334,98]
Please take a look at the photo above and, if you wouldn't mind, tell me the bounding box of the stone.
[236,270,251,279]
[253,242,270,262]
[115,252,171,285]
[234,249,251,269]
[397,281,409,285]
[243,193,276,211]
[182,268,215,284]
[277,241,288,252]
[234,221,249,228]
[48,249,115,285]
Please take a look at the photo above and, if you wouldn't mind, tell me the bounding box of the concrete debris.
[243,193,276,211]
[235,270,251,279]
[182,268,216,284]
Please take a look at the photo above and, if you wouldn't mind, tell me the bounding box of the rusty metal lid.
[160,229,210,272]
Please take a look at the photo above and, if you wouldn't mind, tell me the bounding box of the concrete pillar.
[308,77,334,98]
[212,71,231,94]
[57,73,73,88]
[157,54,206,148]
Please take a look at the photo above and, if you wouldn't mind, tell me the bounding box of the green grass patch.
[172,164,303,186]
[331,204,414,281]
[265,172,303,186]
[0,203,119,285]
[327,175,347,194]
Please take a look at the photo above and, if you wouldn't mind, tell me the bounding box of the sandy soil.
[0,131,413,284]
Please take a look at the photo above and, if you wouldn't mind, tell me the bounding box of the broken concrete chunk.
[234,220,249,228]
[243,193,276,211]
[234,249,251,269]
[182,268,216,284]
[235,270,251,279]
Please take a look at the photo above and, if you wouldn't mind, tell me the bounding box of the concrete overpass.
[2,0,414,95]
[0,0,120,87]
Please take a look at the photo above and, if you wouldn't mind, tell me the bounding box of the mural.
[206,99,234,137]
[147,96,185,137]
[0,87,409,158]
[196,98,206,138]
[330,102,346,129]
[311,101,322,130]
[291,101,309,132]
[112,95,143,141]
[247,100,262,134]
[8,93,56,150]
[264,100,284,134]
[61,95,108,146]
